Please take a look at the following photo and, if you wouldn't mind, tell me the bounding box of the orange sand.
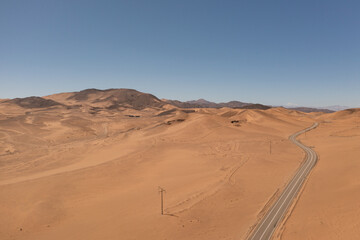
[1,91,358,240]
[280,109,360,239]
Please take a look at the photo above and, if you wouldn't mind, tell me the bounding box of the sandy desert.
[0,89,359,240]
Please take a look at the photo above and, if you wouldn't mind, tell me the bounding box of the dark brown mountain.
[163,99,250,108]
[160,99,202,108]
[185,99,220,108]
[5,97,63,109]
[239,104,271,110]
[48,88,165,110]
[218,101,249,108]
[163,99,270,110]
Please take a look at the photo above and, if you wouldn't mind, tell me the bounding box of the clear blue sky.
[1,0,359,107]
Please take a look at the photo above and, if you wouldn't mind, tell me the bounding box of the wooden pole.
[158,186,166,215]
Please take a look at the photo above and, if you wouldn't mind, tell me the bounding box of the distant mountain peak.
[187,99,214,104]
[320,105,350,111]
[163,98,268,110]
[288,107,334,113]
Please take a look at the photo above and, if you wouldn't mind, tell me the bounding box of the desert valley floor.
[0,89,359,240]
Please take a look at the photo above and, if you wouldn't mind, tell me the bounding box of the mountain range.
[1,88,348,113]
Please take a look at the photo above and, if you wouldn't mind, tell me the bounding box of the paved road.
[248,123,318,240]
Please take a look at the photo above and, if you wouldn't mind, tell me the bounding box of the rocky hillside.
[46,88,165,110]
[4,97,63,108]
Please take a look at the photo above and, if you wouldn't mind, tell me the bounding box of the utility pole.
[158,186,166,215]
[269,140,272,155]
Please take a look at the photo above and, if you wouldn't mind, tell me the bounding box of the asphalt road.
[248,123,319,240]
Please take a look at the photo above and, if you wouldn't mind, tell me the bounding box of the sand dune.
[278,109,360,240]
[0,90,359,240]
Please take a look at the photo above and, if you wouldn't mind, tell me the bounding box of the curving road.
[248,123,318,240]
